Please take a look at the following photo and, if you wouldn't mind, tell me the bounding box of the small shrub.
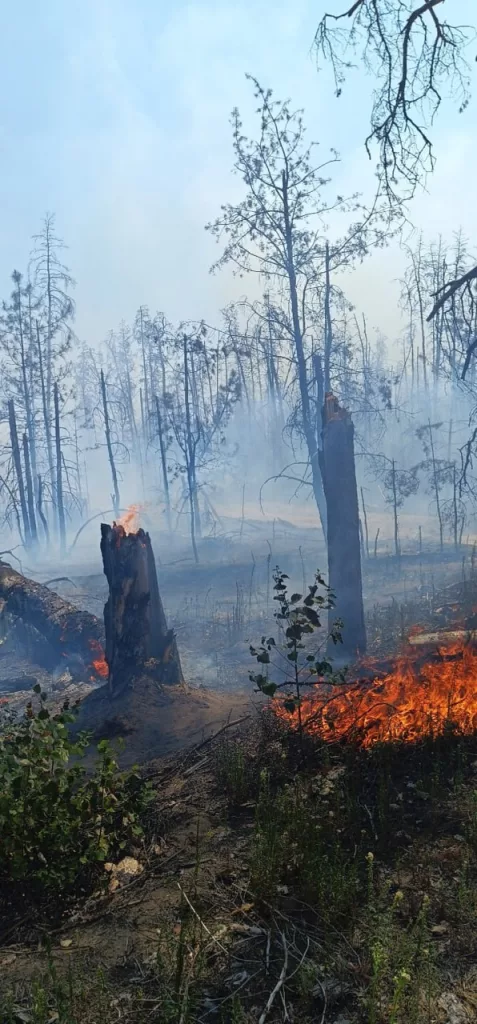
[250,566,343,755]
[0,687,151,901]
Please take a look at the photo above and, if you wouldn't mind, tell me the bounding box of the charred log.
[0,561,105,677]
[100,524,183,695]
[320,394,366,659]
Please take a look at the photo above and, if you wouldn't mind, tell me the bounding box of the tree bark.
[37,474,50,546]
[183,337,200,562]
[323,241,332,392]
[100,369,121,518]
[8,399,31,549]
[36,321,56,535]
[320,394,366,658]
[100,523,184,696]
[0,560,105,675]
[22,433,38,547]
[155,395,172,532]
[54,382,67,554]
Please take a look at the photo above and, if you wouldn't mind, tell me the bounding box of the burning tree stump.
[100,523,183,694]
[71,515,252,765]
[319,394,366,659]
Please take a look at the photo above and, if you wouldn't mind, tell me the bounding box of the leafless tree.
[207,76,388,536]
[315,1,477,324]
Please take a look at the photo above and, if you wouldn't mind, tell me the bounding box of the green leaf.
[260,681,278,697]
[302,606,321,627]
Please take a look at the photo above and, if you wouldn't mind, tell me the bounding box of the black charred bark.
[100,524,183,695]
[320,394,366,659]
[0,561,105,675]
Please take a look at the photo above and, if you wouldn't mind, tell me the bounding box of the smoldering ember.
[2,3,477,1021]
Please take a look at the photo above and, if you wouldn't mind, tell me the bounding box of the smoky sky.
[1,0,476,349]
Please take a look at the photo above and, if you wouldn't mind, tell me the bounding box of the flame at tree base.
[88,638,108,680]
[272,640,477,747]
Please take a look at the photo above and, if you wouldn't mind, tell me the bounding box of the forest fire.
[114,504,142,535]
[272,638,477,747]
[88,638,108,680]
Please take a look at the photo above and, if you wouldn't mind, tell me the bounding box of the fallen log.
[408,629,477,647]
[0,560,105,678]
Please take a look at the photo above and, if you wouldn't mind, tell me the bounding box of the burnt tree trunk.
[8,399,31,549]
[154,394,172,532]
[23,433,38,548]
[100,523,183,695]
[54,382,67,555]
[320,394,366,658]
[100,369,121,518]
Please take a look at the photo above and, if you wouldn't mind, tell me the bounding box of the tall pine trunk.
[54,382,67,554]
[36,321,56,536]
[155,395,172,532]
[8,399,31,549]
[183,337,199,563]
[100,369,121,518]
[37,474,50,546]
[22,433,38,547]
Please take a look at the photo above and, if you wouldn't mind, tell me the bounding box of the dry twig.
[258,930,289,1024]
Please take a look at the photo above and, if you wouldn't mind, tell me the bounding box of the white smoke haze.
[0,1,477,690]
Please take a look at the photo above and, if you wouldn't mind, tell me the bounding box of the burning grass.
[272,636,477,748]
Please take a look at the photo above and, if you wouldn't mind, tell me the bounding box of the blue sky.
[1,0,476,347]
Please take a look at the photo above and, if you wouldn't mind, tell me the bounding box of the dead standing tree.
[100,522,183,695]
[320,393,366,658]
[100,368,121,518]
[8,399,32,550]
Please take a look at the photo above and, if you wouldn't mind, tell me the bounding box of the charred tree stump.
[100,523,183,695]
[319,394,366,659]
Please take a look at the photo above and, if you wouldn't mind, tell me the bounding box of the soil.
[70,675,257,767]
[2,513,477,1020]
[2,721,477,1023]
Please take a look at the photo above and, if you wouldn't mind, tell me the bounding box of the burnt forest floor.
[2,713,477,1023]
[10,513,477,696]
[2,522,477,1020]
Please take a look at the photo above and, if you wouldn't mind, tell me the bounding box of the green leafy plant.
[250,567,343,749]
[0,686,152,899]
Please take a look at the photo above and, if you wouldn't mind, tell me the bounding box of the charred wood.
[0,561,105,676]
[100,524,183,695]
[320,393,366,658]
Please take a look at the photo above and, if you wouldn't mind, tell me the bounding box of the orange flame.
[88,638,108,680]
[272,638,477,747]
[114,504,142,534]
